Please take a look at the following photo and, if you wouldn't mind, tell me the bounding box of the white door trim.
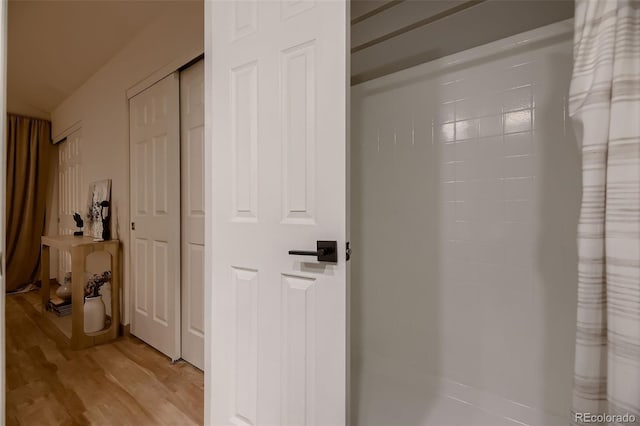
[0,0,8,417]
[52,119,82,145]
[204,2,213,421]
[126,49,204,100]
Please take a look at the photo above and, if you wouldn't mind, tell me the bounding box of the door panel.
[230,61,258,222]
[282,42,316,224]
[130,73,181,360]
[208,1,348,424]
[181,59,205,370]
[57,129,82,282]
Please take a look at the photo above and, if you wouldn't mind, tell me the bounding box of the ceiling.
[7,1,190,119]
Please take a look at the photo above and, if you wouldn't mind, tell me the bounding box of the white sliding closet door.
[57,129,82,282]
[129,73,181,361]
[180,59,205,370]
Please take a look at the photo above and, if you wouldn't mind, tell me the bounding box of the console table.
[40,235,120,349]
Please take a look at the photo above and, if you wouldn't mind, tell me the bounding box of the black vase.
[102,218,110,241]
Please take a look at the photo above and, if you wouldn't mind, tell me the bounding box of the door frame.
[1,0,8,418]
[203,2,213,420]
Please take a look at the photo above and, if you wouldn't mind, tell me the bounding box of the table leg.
[71,245,86,349]
[41,244,50,312]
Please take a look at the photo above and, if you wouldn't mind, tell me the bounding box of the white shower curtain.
[569,0,640,424]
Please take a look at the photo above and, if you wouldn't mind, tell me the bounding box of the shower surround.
[351,20,581,426]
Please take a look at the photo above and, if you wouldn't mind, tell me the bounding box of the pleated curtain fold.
[5,114,52,292]
[569,0,640,423]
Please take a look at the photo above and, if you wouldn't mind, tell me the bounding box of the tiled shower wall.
[351,20,581,426]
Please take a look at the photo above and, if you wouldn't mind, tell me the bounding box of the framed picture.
[86,179,111,240]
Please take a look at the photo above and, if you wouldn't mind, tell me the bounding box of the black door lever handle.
[288,249,329,256]
[288,241,338,262]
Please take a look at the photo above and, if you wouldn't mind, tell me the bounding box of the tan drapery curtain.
[5,114,52,292]
[569,0,640,424]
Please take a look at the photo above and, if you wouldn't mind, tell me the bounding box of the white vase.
[56,271,72,300]
[99,282,112,318]
[84,295,106,333]
[56,280,72,300]
[93,221,104,240]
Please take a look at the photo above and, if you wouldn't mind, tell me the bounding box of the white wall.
[50,1,203,325]
[351,20,581,425]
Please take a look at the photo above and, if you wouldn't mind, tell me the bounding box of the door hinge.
[346,242,351,261]
[131,222,135,231]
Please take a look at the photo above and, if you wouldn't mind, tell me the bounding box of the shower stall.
[350,6,581,425]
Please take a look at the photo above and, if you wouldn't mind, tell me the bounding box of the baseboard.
[119,323,131,337]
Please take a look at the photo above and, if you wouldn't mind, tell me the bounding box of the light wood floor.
[5,289,204,425]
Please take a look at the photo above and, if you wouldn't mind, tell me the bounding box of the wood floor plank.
[5,290,204,425]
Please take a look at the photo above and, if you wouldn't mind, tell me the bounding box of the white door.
[129,73,181,361]
[180,59,205,370]
[57,129,82,282]
[207,1,349,424]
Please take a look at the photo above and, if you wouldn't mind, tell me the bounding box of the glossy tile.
[503,85,532,112]
[456,119,479,140]
[504,110,532,134]
[351,22,579,426]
